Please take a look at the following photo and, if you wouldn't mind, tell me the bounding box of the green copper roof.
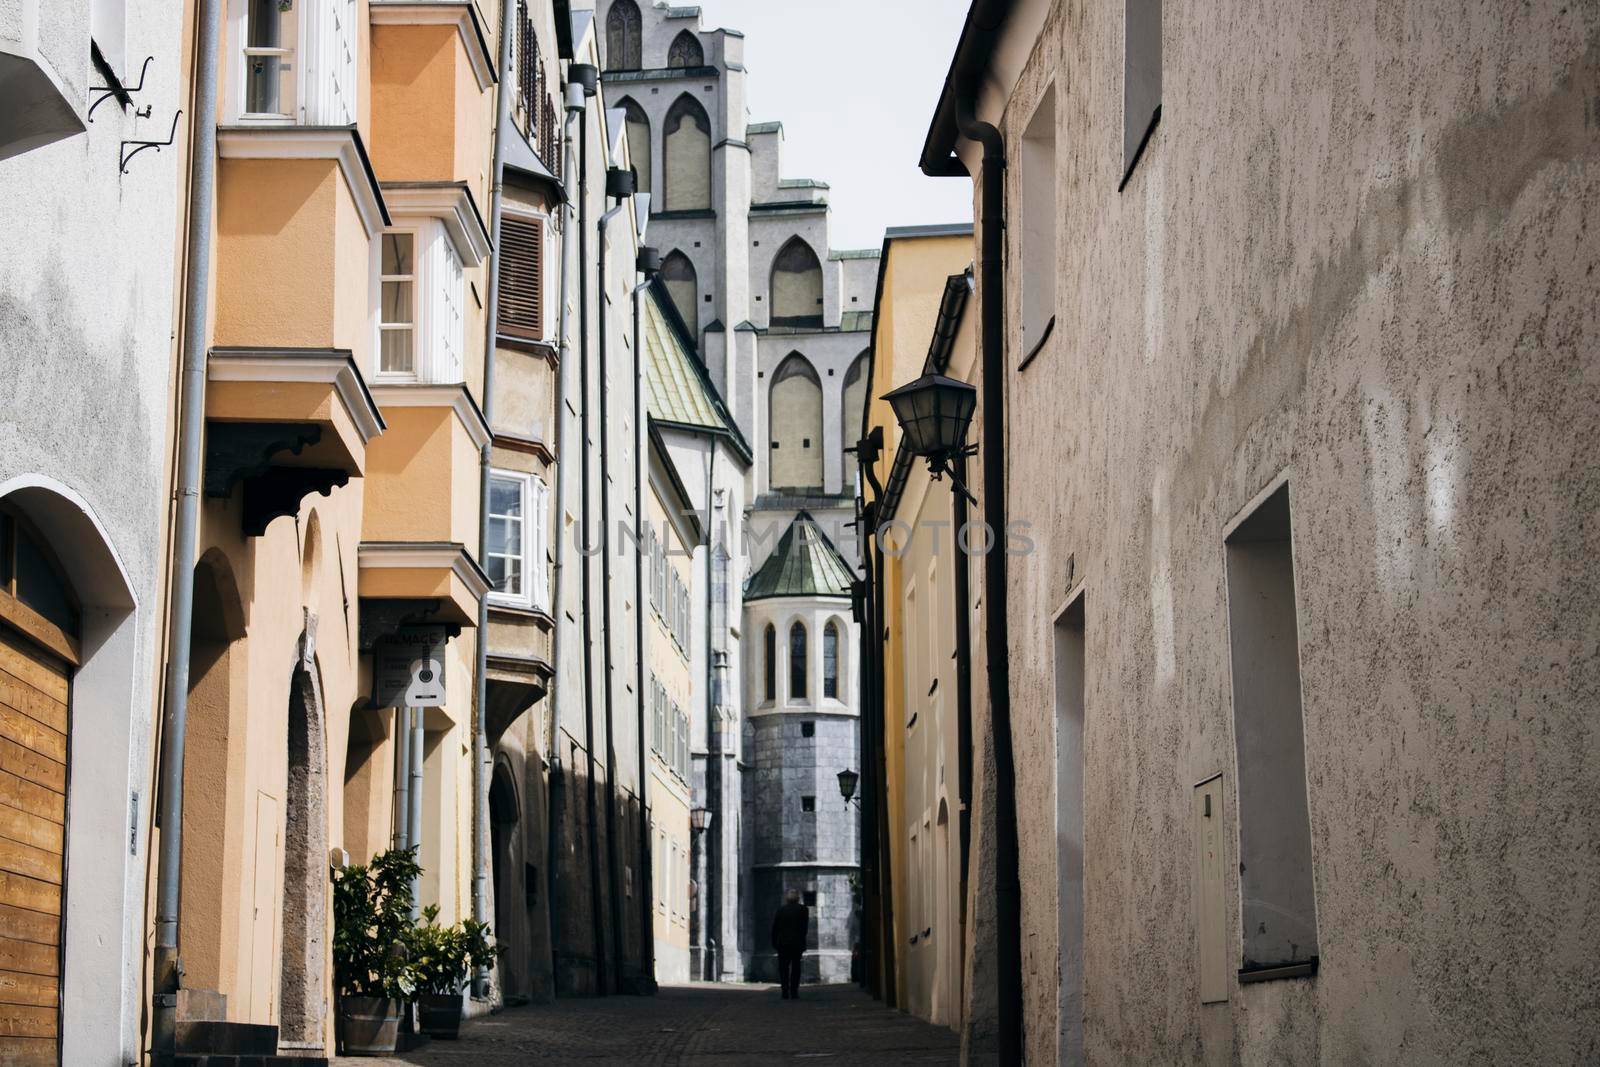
[644,288,725,430]
[744,511,855,601]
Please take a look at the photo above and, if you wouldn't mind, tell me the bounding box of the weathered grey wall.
[983,1,1600,1063]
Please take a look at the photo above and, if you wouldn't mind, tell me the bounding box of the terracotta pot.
[339,995,402,1055]
[416,992,464,1039]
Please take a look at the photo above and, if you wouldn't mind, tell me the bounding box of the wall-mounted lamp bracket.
[120,110,183,174]
[90,56,154,122]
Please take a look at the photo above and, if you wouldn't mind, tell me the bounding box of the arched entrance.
[489,758,527,1001]
[0,480,136,1063]
[279,652,329,1048]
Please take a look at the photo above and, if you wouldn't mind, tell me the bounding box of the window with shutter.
[500,215,545,340]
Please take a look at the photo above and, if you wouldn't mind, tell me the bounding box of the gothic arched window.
[840,350,869,489]
[789,621,808,700]
[660,250,698,330]
[768,353,823,491]
[769,236,823,328]
[764,623,776,702]
[667,30,704,68]
[618,96,651,196]
[606,0,642,70]
[663,94,712,211]
[823,620,840,699]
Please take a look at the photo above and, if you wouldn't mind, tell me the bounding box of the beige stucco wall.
[646,474,693,979]
[959,2,1600,1063]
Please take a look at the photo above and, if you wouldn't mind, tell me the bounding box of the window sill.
[1238,957,1317,984]
[1017,314,1055,373]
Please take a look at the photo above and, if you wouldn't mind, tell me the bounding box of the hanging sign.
[374,625,448,709]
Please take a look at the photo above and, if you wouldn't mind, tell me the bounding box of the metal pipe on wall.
[394,708,411,851]
[468,0,520,999]
[151,0,223,1053]
[631,267,659,992]
[597,195,629,994]
[409,706,425,920]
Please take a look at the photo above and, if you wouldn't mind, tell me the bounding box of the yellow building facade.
[163,0,507,1053]
[862,226,975,1031]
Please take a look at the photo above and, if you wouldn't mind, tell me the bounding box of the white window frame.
[378,228,420,379]
[228,0,359,125]
[486,470,549,612]
[377,219,467,385]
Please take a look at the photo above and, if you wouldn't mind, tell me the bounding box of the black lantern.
[837,768,860,807]
[690,806,713,834]
[883,373,977,463]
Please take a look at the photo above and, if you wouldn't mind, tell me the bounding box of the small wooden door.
[0,626,70,1065]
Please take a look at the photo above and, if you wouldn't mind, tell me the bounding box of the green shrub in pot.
[332,847,420,1054]
[407,905,501,1038]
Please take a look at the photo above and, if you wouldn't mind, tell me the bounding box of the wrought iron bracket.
[241,467,349,538]
[90,56,154,121]
[120,109,182,174]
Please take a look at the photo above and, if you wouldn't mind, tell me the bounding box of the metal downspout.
[951,455,974,947]
[152,0,222,1054]
[576,112,608,997]
[631,274,657,991]
[393,708,410,850]
[545,94,581,994]
[408,706,425,919]
[470,0,519,998]
[701,444,717,980]
[597,197,628,994]
[956,99,1023,1064]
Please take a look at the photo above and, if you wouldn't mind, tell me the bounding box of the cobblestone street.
[333,984,960,1065]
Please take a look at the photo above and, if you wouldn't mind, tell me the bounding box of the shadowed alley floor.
[333,982,960,1065]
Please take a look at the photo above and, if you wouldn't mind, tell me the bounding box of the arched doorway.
[279,655,329,1047]
[0,481,136,1062]
[489,759,527,1001]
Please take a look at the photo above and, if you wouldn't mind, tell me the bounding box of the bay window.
[232,0,357,125]
[377,221,466,384]
[487,470,550,611]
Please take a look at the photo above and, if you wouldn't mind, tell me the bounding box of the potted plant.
[407,906,500,1039]
[332,846,420,1055]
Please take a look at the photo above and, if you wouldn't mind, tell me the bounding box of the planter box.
[416,992,464,1039]
[339,996,402,1056]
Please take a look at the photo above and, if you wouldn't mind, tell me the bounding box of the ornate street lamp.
[837,768,860,808]
[690,806,713,834]
[882,373,979,501]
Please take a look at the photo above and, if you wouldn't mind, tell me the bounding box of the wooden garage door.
[0,624,68,1066]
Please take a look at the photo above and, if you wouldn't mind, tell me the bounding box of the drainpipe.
[956,98,1023,1064]
[393,708,410,850]
[152,0,222,1054]
[951,455,973,941]
[596,174,632,994]
[856,431,891,1005]
[545,82,583,990]
[700,444,718,980]
[469,0,519,998]
[631,254,661,992]
[408,706,425,920]
[569,63,607,997]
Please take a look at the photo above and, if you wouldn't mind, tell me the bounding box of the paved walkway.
[333,982,959,1065]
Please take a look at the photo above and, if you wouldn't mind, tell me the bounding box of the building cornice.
[218,125,391,237]
[382,181,493,265]
[369,382,492,450]
[207,347,386,442]
[358,540,491,601]
[493,432,556,464]
[369,0,497,90]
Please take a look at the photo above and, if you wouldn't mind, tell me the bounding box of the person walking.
[771,889,810,999]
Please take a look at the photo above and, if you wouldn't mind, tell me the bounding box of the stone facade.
[924,0,1600,1062]
[598,0,874,984]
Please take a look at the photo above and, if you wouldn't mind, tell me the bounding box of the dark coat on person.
[771,901,810,954]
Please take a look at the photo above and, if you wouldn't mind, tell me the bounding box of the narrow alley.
[332,984,960,1065]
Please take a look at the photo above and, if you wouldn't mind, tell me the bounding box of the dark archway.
[279,652,329,1047]
[489,758,530,1003]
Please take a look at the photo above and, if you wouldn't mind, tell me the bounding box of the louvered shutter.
[499,216,543,340]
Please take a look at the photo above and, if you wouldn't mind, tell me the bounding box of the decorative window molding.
[368,382,492,450]
[207,347,386,443]
[498,207,550,342]
[382,182,492,265]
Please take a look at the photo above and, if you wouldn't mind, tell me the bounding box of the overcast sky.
[683,0,974,250]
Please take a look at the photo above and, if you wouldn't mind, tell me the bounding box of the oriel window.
[380,232,417,375]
